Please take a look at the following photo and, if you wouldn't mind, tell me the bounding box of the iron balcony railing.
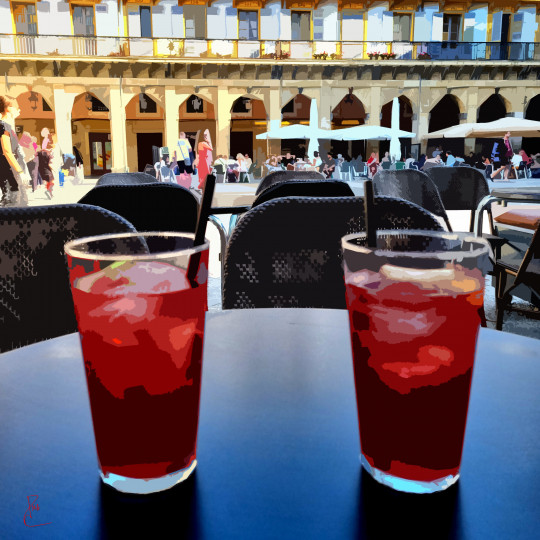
[1,34,539,62]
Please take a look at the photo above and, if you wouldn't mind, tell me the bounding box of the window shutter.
[225,7,238,39]
[313,9,324,41]
[280,9,291,41]
[382,11,393,41]
[207,7,226,39]
[260,8,278,40]
[463,12,475,41]
[431,13,443,41]
[491,11,502,41]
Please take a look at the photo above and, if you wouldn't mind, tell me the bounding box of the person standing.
[176,131,193,183]
[0,96,30,206]
[236,153,248,183]
[491,131,513,180]
[196,129,213,190]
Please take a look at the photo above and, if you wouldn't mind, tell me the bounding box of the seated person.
[309,151,323,171]
[279,152,296,170]
[445,151,457,167]
[323,152,336,178]
[405,154,415,169]
[265,155,281,172]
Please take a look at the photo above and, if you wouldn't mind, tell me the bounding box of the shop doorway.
[229,131,253,160]
[137,132,163,172]
[89,133,112,176]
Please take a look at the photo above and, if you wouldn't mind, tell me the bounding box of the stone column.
[417,110,430,155]
[216,88,235,158]
[365,85,382,155]
[52,87,76,157]
[109,86,128,172]
[164,86,180,156]
[266,87,282,156]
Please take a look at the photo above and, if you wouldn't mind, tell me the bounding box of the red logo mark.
[23,495,52,528]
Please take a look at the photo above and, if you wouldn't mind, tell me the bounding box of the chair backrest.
[423,166,490,212]
[340,161,351,173]
[255,170,325,195]
[373,169,452,230]
[222,196,444,310]
[213,164,225,175]
[252,180,355,208]
[421,162,441,171]
[0,204,137,353]
[381,161,392,170]
[395,161,405,170]
[247,162,257,174]
[96,172,159,186]
[78,183,199,233]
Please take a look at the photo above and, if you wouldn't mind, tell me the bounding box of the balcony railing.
[1,34,539,62]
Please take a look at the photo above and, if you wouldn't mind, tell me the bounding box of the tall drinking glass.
[65,232,209,494]
[342,230,491,494]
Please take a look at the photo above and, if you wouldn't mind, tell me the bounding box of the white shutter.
[280,9,291,41]
[413,12,429,41]
[207,7,226,39]
[128,7,141,38]
[491,11,502,41]
[171,6,183,38]
[512,13,523,42]
[342,11,362,41]
[431,13,443,41]
[382,11,393,41]
[260,9,278,40]
[463,12,475,41]
[322,6,338,41]
[225,7,237,39]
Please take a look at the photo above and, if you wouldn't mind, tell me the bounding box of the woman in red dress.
[197,129,213,189]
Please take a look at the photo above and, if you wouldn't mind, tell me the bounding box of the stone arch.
[125,93,165,173]
[71,92,112,176]
[230,96,267,163]
[522,93,540,155]
[13,91,55,144]
[179,94,216,154]
[428,94,461,133]
[379,96,414,158]
[477,94,507,123]
[281,94,311,123]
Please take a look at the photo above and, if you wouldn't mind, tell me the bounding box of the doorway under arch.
[230,96,267,165]
[427,94,463,157]
[523,94,540,155]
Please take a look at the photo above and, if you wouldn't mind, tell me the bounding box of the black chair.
[78,183,199,233]
[143,164,157,177]
[373,169,453,231]
[424,166,497,235]
[0,204,137,353]
[494,224,540,330]
[222,196,444,310]
[252,180,355,209]
[96,172,159,186]
[255,170,325,195]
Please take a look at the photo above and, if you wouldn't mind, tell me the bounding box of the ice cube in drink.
[71,257,208,486]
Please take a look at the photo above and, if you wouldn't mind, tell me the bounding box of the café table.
[474,186,540,236]
[1,309,538,539]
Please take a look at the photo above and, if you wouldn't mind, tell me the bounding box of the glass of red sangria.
[342,230,491,494]
[65,232,209,494]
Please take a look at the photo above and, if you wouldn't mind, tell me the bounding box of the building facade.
[1,0,539,174]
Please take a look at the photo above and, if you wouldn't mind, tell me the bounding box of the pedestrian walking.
[196,129,213,190]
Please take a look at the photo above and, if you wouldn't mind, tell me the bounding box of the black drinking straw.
[187,174,216,287]
[363,179,377,248]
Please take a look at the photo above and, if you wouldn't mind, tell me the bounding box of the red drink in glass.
[342,232,490,494]
[66,234,209,494]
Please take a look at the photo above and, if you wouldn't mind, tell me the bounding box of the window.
[186,95,204,114]
[140,6,152,39]
[184,5,206,39]
[72,5,95,36]
[12,3,37,35]
[443,14,461,42]
[291,11,311,41]
[393,14,411,41]
[239,10,258,40]
[139,93,157,114]
[87,95,109,112]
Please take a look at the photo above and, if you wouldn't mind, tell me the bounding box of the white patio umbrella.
[330,124,415,141]
[389,97,401,161]
[256,99,332,158]
[425,117,540,139]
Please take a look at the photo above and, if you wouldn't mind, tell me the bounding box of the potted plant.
[418,52,432,60]
[379,52,389,60]
[368,52,378,60]
[330,52,342,60]
[388,52,396,59]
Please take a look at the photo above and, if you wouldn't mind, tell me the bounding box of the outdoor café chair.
[0,204,137,353]
[494,222,540,330]
[78,183,199,234]
[372,169,453,231]
[222,195,444,310]
[251,180,354,209]
[255,170,325,195]
[381,161,392,170]
[96,172,158,186]
[424,166,499,236]
[79,183,228,275]
[213,163,225,183]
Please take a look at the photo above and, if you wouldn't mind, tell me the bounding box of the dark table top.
[490,187,540,201]
[1,309,539,539]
